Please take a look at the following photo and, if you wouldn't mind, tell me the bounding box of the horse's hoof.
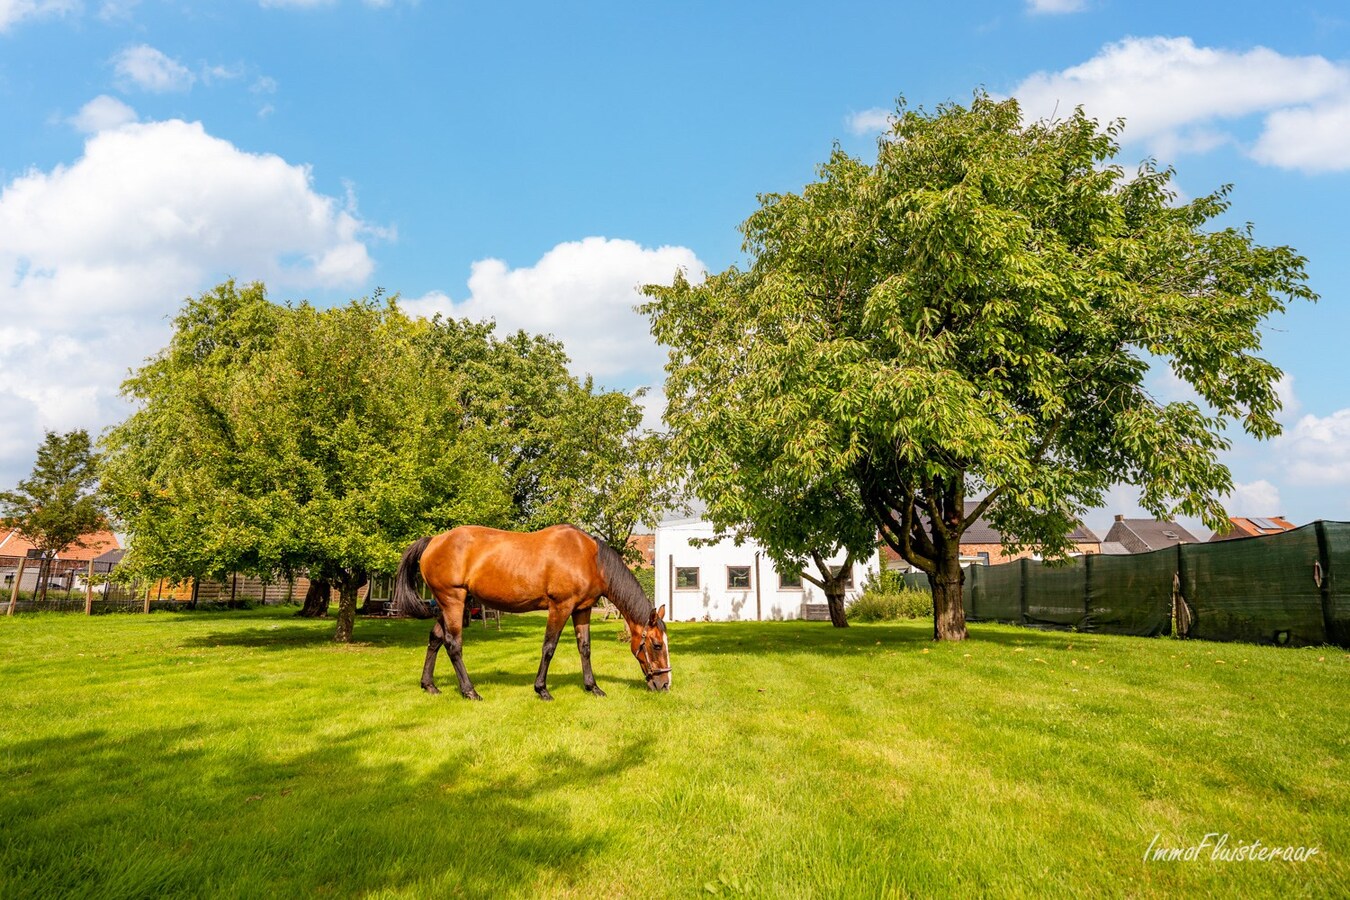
[536,688,554,701]
[586,685,607,697]
[422,683,441,695]
[462,689,482,701]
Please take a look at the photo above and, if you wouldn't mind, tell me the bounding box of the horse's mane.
[590,535,658,628]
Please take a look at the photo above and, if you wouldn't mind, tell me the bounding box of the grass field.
[1,608,1345,898]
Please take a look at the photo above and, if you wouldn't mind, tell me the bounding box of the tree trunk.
[37,557,50,605]
[825,587,849,628]
[295,579,331,617]
[929,552,968,641]
[333,576,361,643]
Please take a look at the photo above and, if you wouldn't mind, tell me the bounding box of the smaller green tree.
[1,430,107,603]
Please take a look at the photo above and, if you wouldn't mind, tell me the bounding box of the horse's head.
[630,605,671,691]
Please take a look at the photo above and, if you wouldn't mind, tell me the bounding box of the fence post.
[6,556,26,616]
[142,581,151,615]
[1019,557,1030,625]
[1315,521,1335,644]
[1083,553,1094,631]
[85,560,95,615]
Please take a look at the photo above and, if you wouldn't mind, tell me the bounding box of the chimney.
[1114,514,1124,522]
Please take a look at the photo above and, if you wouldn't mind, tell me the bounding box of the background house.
[653,516,879,621]
[1103,515,1198,553]
[0,528,121,594]
[881,502,1101,571]
[1208,516,1296,542]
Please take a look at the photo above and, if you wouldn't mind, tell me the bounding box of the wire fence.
[0,557,404,616]
[898,520,1350,648]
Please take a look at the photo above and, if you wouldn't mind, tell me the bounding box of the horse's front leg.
[534,604,573,701]
[572,606,605,697]
[436,588,481,700]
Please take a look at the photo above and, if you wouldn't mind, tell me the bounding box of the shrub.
[849,588,933,621]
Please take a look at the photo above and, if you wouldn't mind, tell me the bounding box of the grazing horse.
[392,524,671,700]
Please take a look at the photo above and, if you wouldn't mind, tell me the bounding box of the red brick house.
[880,503,1101,570]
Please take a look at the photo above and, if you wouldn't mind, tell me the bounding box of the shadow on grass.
[0,719,647,897]
[666,619,1077,657]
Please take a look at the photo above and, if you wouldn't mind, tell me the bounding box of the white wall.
[653,518,879,622]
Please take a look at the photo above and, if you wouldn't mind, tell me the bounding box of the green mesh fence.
[1086,550,1174,637]
[968,560,1022,623]
[886,522,1349,648]
[901,572,929,593]
[1322,522,1350,646]
[1023,557,1088,628]
[1180,527,1327,647]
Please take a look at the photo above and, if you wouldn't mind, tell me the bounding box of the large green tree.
[102,281,513,641]
[643,94,1314,640]
[419,315,679,561]
[102,282,677,640]
[1,429,107,603]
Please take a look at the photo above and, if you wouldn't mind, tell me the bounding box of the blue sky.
[2,0,1348,538]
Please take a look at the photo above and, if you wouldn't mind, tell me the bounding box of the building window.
[779,570,803,590]
[977,552,990,566]
[675,567,700,589]
[830,565,854,589]
[727,566,751,589]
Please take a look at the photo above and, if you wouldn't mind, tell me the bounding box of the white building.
[653,516,880,621]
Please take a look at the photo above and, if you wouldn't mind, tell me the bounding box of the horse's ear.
[655,604,666,622]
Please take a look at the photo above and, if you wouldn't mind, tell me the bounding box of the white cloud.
[1026,0,1086,14]
[97,0,139,22]
[0,118,381,490]
[0,0,77,31]
[846,108,892,136]
[1011,36,1350,171]
[1222,479,1282,516]
[1278,409,1350,486]
[68,95,138,133]
[1252,98,1350,173]
[114,44,196,93]
[1274,373,1301,426]
[400,237,703,388]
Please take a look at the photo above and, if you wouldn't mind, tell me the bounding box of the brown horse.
[392,524,670,700]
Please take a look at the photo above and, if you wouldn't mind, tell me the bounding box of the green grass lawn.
[1,608,1345,898]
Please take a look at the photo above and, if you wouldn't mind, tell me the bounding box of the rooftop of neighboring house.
[0,528,121,562]
[878,501,1100,564]
[1207,515,1297,542]
[1102,516,1199,553]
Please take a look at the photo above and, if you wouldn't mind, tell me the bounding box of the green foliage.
[849,588,933,622]
[643,93,1314,638]
[633,565,655,602]
[0,429,105,555]
[418,317,680,559]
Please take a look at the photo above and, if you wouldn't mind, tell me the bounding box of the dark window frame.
[674,566,700,590]
[726,565,751,589]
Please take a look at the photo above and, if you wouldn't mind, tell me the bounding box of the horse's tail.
[392,536,434,619]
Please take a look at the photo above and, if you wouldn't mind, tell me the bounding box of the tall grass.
[850,568,932,621]
[1,607,1345,898]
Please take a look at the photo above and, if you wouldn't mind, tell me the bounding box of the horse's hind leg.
[534,603,572,701]
[572,606,605,697]
[420,618,446,694]
[434,587,482,700]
